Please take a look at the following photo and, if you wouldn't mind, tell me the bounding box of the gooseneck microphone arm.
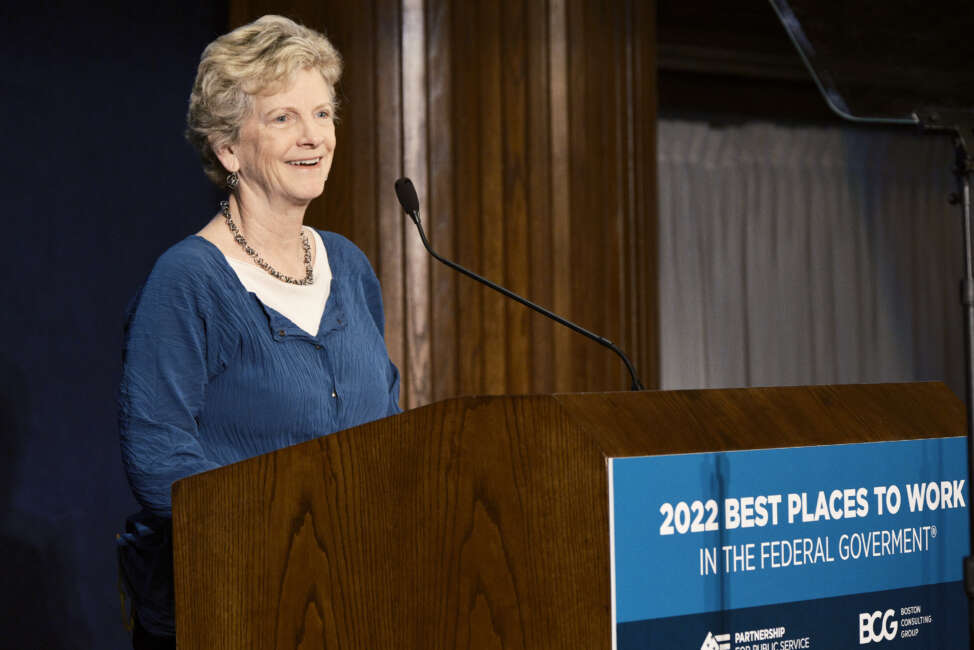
[394,177,645,391]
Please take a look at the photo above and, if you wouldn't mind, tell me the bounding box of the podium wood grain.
[173,382,964,649]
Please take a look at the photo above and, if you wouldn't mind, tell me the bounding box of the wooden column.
[229,0,659,407]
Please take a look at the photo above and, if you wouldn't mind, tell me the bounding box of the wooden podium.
[172,382,964,649]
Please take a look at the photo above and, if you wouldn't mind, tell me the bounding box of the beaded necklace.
[220,200,314,286]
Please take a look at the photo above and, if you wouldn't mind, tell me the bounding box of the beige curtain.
[658,120,963,396]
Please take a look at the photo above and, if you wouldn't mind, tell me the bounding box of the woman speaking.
[116,16,400,649]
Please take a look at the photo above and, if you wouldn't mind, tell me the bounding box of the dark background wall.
[0,3,226,648]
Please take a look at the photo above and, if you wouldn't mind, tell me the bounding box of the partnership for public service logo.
[701,631,731,650]
[701,625,807,649]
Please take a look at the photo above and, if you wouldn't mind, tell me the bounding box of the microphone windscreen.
[394,177,420,214]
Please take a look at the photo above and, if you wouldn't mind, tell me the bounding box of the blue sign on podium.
[608,437,969,649]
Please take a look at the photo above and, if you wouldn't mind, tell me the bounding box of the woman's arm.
[118,249,223,518]
[353,242,402,416]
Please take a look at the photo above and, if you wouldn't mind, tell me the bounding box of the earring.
[226,172,239,191]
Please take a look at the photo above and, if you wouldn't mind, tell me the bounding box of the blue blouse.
[116,232,401,636]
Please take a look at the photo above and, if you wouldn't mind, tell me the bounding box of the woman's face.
[221,67,336,208]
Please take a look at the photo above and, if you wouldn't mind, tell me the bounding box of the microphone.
[394,177,645,391]
[395,177,420,217]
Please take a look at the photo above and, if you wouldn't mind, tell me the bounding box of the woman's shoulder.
[134,236,231,309]
[314,230,387,324]
[153,235,223,274]
[144,236,228,287]
[316,230,376,278]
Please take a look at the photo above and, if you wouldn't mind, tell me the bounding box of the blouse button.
[278,329,286,336]
[331,390,337,398]
[314,344,322,350]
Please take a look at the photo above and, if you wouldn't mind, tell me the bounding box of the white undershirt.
[226,228,332,336]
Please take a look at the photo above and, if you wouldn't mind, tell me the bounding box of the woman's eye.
[274,114,288,123]
[317,110,332,119]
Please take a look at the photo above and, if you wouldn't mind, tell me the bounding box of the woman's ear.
[213,139,240,174]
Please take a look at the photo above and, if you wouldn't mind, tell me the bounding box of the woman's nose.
[298,118,329,147]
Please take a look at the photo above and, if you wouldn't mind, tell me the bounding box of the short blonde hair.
[186,15,343,185]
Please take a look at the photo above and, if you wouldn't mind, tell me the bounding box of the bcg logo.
[859,609,898,644]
